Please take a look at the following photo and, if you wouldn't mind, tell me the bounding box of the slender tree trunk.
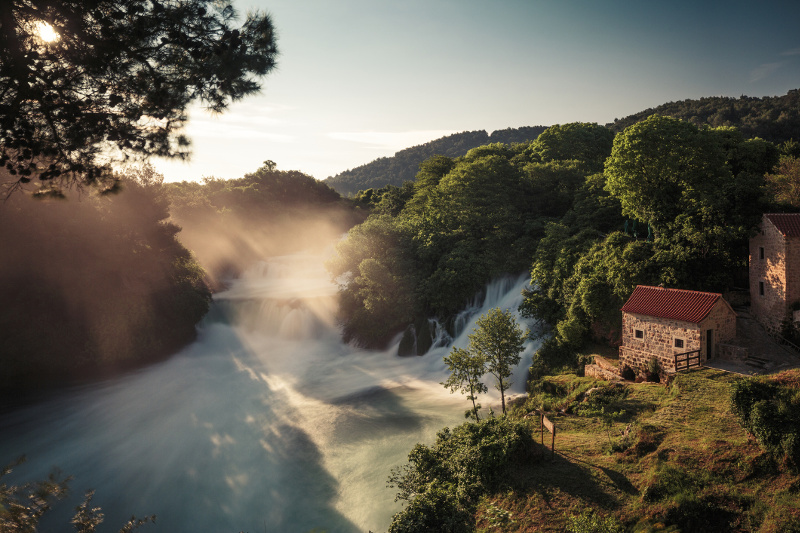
[471,396,480,421]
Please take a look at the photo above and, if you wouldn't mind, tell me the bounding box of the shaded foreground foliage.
[730,370,800,470]
[0,457,154,532]
[0,167,210,392]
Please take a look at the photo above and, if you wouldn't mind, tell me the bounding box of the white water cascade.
[0,250,539,532]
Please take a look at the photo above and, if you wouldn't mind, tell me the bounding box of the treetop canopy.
[0,0,278,193]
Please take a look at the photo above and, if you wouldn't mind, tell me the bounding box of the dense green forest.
[325,127,548,196]
[328,115,793,372]
[327,122,615,350]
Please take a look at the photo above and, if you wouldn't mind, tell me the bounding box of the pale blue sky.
[154,0,800,183]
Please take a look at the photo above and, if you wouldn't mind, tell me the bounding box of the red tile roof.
[621,285,724,323]
[766,213,800,238]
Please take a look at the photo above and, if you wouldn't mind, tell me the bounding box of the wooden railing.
[674,349,701,372]
[775,334,800,354]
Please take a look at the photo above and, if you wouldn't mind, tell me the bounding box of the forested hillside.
[166,161,362,288]
[325,126,547,196]
[326,91,800,200]
[327,123,615,350]
[328,117,792,372]
[610,89,800,144]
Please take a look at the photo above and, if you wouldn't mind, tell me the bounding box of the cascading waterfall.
[0,250,539,533]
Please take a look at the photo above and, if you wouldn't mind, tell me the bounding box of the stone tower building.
[749,213,800,334]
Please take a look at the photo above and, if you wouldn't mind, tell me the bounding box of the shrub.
[730,376,800,469]
[388,417,536,531]
[388,481,472,533]
[575,383,629,417]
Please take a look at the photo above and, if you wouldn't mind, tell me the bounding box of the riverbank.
[473,368,800,531]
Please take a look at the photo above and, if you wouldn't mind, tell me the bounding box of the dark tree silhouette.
[0,0,278,192]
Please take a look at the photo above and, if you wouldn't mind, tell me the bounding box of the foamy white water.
[0,250,538,532]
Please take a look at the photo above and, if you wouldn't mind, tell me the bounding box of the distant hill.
[325,126,547,196]
[609,89,800,143]
[326,90,800,197]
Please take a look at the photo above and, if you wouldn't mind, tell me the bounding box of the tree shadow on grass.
[510,446,628,511]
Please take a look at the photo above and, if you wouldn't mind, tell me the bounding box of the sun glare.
[35,21,59,43]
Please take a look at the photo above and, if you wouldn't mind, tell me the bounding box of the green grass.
[477,369,800,532]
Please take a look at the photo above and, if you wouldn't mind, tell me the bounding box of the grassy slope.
[478,369,800,532]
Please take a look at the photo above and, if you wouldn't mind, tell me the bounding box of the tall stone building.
[619,285,737,373]
[749,213,800,334]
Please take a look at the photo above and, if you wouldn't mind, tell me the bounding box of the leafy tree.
[604,115,729,232]
[325,127,546,196]
[528,122,615,171]
[326,214,419,347]
[765,156,800,208]
[609,90,800,146]
[0,0,278,191]
[442,347,487,421]
[467,308,525,415]
[0,164,211,389]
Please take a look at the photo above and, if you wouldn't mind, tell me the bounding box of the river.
[0,250,538,532]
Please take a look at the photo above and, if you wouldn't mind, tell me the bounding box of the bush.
[730,376,800,469]
[388,482,472,533]
[575,383,629,417]
[388,418,536,531]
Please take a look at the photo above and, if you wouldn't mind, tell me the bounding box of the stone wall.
[750,216,790,333]
[698,300,738,357]
[717,343,748,361]
[619,300,736,373]
[787,235,800,319]
[619,313,701,373]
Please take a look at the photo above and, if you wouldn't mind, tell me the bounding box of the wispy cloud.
[183,104,295,142]
[750,61,784,83]
[327,130,458,149]
[781,47,800,56]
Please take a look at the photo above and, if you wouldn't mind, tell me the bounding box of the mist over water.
[0,249,538,532]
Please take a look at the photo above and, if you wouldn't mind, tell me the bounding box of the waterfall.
[0,250,539,533]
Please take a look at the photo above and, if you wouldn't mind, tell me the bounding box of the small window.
[674,338,684,349]
[759,246,765,260]
[635,329,644,339]
[759,281,765,296]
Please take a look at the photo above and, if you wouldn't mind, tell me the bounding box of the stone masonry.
[749,214,800,334]
[619,298,736,374]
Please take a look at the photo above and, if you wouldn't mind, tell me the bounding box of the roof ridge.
[635,285,722,296]
[622,285,723,323]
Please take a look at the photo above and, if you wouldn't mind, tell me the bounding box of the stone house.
[619,285,737,373]
[749,213,800,334]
